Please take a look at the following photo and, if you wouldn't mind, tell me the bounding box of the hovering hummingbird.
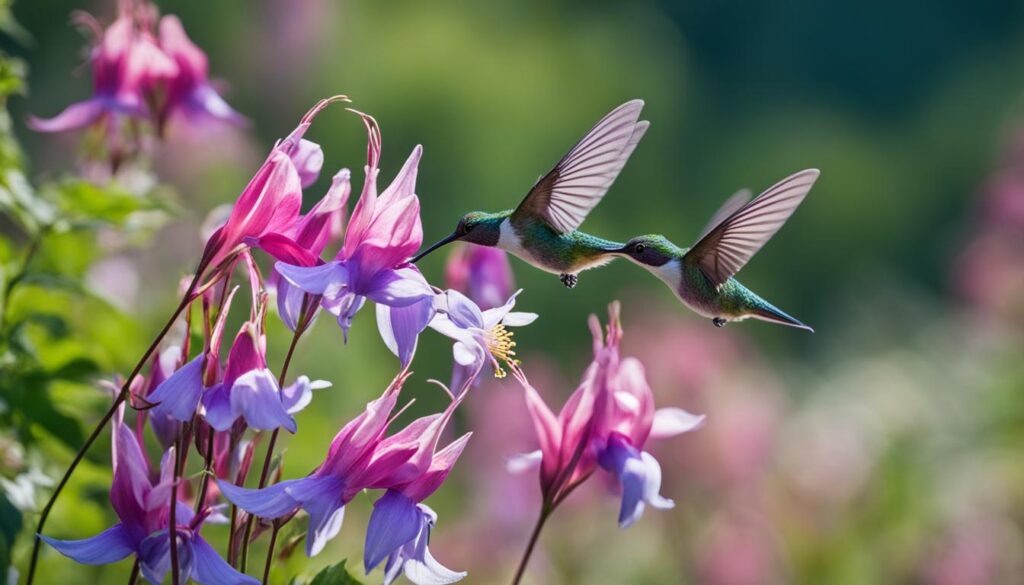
[613,169,819,331]
[411,100,648,288]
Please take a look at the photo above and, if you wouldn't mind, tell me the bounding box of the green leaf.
[0,491,22,575]
[49,180,164,227]
[307,560,365,585]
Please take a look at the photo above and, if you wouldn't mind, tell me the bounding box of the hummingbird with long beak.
[411,100,648,288]
[613,169,819,331]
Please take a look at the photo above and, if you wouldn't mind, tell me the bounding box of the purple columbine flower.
[364,434,471,584]
[256,168,352,331]
[219,375,458,557]
[510,303,704,527]
[202,321,321,433]
[428,289,537,394]
[275,110,435,366]
[157,14,245,128]
[40,411,255,584]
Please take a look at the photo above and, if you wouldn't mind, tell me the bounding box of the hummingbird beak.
[411,231,460,263]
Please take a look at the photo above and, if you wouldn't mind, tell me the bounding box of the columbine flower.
[428,289,537,394]
[200,96,347,271]
[445,244,514,310]
[256,168,352,331]
[28,2,176,134]
[40,411,255,584]
[512,303,704,527]
[219,375,455,557]
[157,14,244,128]
[276,110,434,363]
[201,321,316,433]
[363,434,471,585]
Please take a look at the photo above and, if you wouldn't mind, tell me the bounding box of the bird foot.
[560,273,578,289]
[712,317,727,328]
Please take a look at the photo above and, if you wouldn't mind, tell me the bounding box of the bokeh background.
[5,0,1024,583]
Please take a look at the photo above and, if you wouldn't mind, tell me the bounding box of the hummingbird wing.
[685,169,819,287]
[695,188,752,241]
[512,100,648,234]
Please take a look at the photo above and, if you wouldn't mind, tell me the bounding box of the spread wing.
[685,169,819,287]
[695,188,752,241]
[513,100,648,234]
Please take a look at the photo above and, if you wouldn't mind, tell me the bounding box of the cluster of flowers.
[28,13,706,581]
[29,0,243,166]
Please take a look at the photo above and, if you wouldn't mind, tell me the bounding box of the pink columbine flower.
[276,110,435,364]
[445,244,515,310]
[362,433,471,585]
[218,375,460,558]
[40,410,256,584]
[30,0,244,139]
[157,14,244,128]
[513,303,704,527]
[428,289,537,394]
[201,97,346,271]
[256,168,352,331]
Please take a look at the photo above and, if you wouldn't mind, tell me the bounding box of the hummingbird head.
[411,211,504,263]
[616,235,679,267]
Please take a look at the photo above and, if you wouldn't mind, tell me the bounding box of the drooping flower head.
[513,302,704,526]
[200,96,348,272]
[157,14,245,128]
[276,109,435,364]
[40,409,256,584]
[445,244,515,310]
[256,168,352,331]
[363,433,471,585]
[219,373,462,558]
[30,0,244,134]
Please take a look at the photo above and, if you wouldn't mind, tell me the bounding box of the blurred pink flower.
[444,244,515,310]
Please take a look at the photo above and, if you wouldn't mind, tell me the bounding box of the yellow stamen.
[485,324,520,378]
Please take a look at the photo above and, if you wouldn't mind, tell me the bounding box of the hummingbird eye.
[465,223,475,233]
[634,243,646,254]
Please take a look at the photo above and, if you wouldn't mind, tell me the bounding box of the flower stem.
[261,523,281,585]
[194,426,216,514]
[511,502,553,585]
[26,270,202,585]
[239,324,304,572]
[170,431,184,585]
[127,558,140,585]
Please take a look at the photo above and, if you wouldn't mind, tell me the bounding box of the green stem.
[127,558,140,585]
[194,426,216,514]
[511,502,553,585]
[239,324,304,572]
[26,269,202,585]
[0,228,46,333]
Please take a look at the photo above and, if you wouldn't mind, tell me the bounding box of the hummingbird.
[612,169,819,331]
[411,100,648,288]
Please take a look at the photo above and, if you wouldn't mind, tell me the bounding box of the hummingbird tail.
[749,301,814,333]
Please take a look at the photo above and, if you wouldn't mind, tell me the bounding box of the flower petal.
[440,290,484,329]
[376,297,436,367]
[281,375,331,414]
[291,475,347,557]
[201,384,234,432]
[216,479,302,519]
[230,369,297,432]
[649,407,705,440]
[365,268,434,308]
[598,436,674,529]
[191,535,259,585]
[28,99,108,133]
[364,491,420,572]
[276,261,348,296]
[290,138,324,189]
[500,311,538,327]
[39,524,135,565]
[149,354,205,422]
